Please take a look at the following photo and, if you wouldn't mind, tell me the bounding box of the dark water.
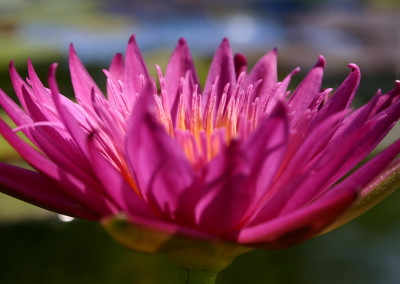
[1,188,400,284]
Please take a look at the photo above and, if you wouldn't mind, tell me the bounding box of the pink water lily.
[1,35,400,271]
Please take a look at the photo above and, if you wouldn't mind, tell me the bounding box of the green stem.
[180,267,218,284]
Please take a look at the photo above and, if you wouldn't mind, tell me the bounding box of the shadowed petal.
[195,141,250,235]
[243,101,288,211]
[318,138,400,234]
[236,188,357,248]
[0,163,100,220]
[87,131,155,218]
[234,53,247,77]
[126,85,197,223]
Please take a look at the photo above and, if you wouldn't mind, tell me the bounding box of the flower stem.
[180,267,218,284]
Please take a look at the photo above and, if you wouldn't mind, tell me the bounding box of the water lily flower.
[1,35,400,283]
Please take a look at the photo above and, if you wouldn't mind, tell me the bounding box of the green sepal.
[102,215,252,273]
[320,161,400,235]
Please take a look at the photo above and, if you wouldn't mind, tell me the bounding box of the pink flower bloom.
[1,35,400,262]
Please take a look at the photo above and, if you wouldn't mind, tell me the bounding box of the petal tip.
[178,38,187,46]
[348,63,360,73]
[316,55,326,68]
[128,34,137,44]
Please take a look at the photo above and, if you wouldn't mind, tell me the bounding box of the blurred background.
[1,0,400,283]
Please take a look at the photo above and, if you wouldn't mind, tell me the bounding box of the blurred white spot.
[226,14,257,44]
[58,214,75,222]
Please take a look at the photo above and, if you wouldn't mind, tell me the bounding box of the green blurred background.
[1,0,400,283]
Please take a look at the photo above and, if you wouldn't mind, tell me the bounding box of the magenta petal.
[327,95,400,185]
[315,63,360,121]
[243,101,288,208]
[288,56,325,125]
[244,48,278,101]
[0,88,34,135]
[69,44,103,106]
[109,52,125,81]
[195,141,251,235]
[202,38,236,113]
[21,86,97,186]
[374,80,400,114]
[87,133,155,218]
[48,63,93,161]
[247,121,370,226]
[9,61,35,112]
[234,53,247,77]
[321,137,400,201]
[124,35,153,103]
[126,85,197,222]
[165,38,200,123]
[27,59,57,115]
[278,123,372,215]
[237,189,356,248]
[0,118,118,216]
[0,163,100,220]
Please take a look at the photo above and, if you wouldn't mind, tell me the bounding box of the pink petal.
[195,141,251,235]
[109,52,124,81]
[244,48,278,101]
[165,38,200,124]
[0,118,118,216]
[288,56,325,125]
[314,63,360,121]
[234,53,247,78]
[321,136,400,201]
[243,101,288,210]
[69,44,103,107]
[236,188,356,248]
[125,85,197,223]
[9,61,34,113]
[48,63,92,161]
[0,163,100,220]
[124,34,153,104]
[202,38,236,114]
[87,132,155,218]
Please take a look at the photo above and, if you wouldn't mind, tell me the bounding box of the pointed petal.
[88,132,155,218]
[245,48,278,101]
[124,34,153,104]
[0,88,34,135]
[0,163,100,220]
[126,84,197,222]
[109,52,124,81]
[202,38,236,113]
[195,141,250,235]
[319,138,400,234]
[165,38,200,121]
[237,189,356,248]
[48,63,92,161]
[0,118,118,216]
[69,44,103,106]
[234,53,247,78]
[243,101,288,208]
[288,56,325,125]
[315,63,360,120]
[9,61,34,112]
